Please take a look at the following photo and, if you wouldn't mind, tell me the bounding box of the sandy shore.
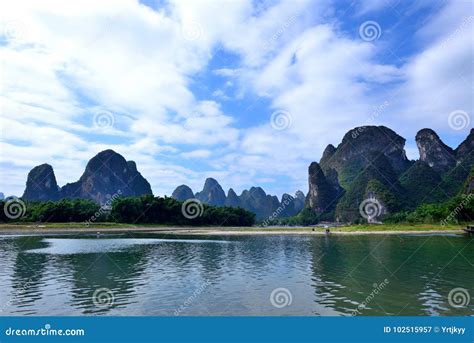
[156,229,464,236]
[0,225,465,236]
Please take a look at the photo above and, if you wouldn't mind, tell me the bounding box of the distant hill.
[171,180,304,220]
[20,149,303,220]
[19,127,473,223]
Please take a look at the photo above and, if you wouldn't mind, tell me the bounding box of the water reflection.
[0,233,472,316]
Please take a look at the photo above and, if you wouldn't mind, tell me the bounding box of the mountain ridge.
[23,150,152,204]
[20,126,473,223]
[306,126,473,223]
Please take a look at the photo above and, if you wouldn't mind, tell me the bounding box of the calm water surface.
[0,233,472,316]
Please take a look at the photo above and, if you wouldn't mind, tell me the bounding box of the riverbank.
[0,222,468,235]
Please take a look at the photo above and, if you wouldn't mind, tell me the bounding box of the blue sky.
[0,0,472,198]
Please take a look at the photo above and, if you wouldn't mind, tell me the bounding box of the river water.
[0,232,472,316]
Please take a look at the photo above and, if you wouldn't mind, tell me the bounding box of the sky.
[0,0,472,199]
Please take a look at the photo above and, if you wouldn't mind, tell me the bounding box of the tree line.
[0,195,255,226]
[1,192,471,227]
[263,193,473,226]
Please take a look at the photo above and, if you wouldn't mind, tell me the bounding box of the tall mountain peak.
[22,163,60,201]
[320,144,336,165]
[305,162,335,214]
[322,125,409,187]
[416,128,455,173]
[60,149,152,204]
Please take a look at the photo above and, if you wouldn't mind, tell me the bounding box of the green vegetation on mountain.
[320,126,410,188]
[12,127,474,227]
[399,161,445,208]
[385,193,473,224]
[299,126,473,225]
[439,158,473,197]
[335,153,402,222]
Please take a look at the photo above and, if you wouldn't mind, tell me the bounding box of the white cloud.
[182,149,212,159]
[205,0,470,195]
[0,0,471,198]
[400,11,472,117]
[0,0,243,196]
[213,68,241,77]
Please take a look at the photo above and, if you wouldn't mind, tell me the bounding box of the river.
[0,233,472,316]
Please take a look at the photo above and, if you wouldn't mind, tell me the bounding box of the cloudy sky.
[0,0,472,198]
